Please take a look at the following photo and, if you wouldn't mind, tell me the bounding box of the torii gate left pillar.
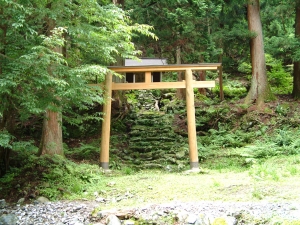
[99,64,222,170]
[100,72,112,170]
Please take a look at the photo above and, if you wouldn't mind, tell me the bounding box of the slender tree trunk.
[38,17,63,156]
[176,45,186,100]
[0,104,16,176]
[0,24,7,75]
[112,0,125,9]
[0,23,14,176]
[245,0,273,107]
[293,2,300,99]
[197,55,206,95]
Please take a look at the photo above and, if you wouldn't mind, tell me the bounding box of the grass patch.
[201,156,248,172]
[249,155,300,181]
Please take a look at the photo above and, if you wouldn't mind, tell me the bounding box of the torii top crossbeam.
[99,63,223,170]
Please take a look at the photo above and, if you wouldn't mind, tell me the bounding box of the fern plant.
[241,126,300,160]
[0,130,13,149]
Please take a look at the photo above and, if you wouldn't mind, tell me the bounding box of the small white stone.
[36,196,50,203]
[123,219,135,225]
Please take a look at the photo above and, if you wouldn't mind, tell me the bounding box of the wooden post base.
[100,162,109,170]
[190,161,199,169]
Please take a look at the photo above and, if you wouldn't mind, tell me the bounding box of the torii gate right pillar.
[185,69,199,169]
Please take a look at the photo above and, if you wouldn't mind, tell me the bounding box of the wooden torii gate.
[100,63,223,170]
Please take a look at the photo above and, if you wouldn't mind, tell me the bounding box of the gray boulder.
[0,214,18,225]
[106,214,121,225]
[0,199,6,208]
[36,196,50,203]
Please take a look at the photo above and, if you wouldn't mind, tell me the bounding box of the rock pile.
[98,201,300,225]
[2,198,300,225]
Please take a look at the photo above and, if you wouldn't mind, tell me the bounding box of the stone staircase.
[124,111,188,169]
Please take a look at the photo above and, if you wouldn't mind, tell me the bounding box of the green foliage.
[249,155,300,182]
[238,61,252,74]
[241,126,300,160]
[261,0,297,63]
[121,166,135,175]
[12,140,38,153]
[127,0,222,63]
[275,103,290,116]
[0,139,38,185]
[195,105,231,129]
[1,141,106,200]
[196,117,256,171]
[24,154,103,200]
[0,130,13,149]
[198,127,254,153]
[162,72,178,82]
[65,142,99,160]
[213,82,247,99]
[125,91,139,105]
[0,171,16,185]
[0,0,156,148]
[237,54,292,94]
[265,54,293,94]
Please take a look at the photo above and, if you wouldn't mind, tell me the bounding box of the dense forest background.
[1,0,300,203]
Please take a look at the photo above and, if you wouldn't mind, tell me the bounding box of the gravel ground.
[1,199,300,225]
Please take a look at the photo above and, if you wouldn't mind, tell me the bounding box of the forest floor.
[3,158,300,206]
[1,94,300,215]
[85,166,300,210]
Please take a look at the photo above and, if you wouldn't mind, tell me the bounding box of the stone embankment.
[1,198,300,225]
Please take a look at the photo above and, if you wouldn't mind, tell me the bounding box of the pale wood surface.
[185,69,199,169]
[108,63,221,73]
[111,80,215,90]
[100,72,113,169]
[99,64,223,170]
[145,71,151,83]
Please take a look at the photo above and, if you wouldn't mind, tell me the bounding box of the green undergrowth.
[198,124,300,168]
[249,155,300,182]
[64,141,99,162]
[2,147,300,205]
[0,153,104,201]
[213,80,248,99]
[1,92,300,206]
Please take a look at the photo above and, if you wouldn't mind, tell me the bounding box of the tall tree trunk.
[197,55,206,96]
[245,0,273,107]
[293,2,300,99]
[176,45,186,100]
[0,103,16,176]
[112,0,125,9]
[38,17,63,156]
[0,22,14,176]
[39,109,63,155]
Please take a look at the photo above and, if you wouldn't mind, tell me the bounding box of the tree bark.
[176,45,186,100]
[0,104,16,176]
[38,17,63,156]
[293,2,300,99]
[197,55,206,96]
[245,0,273,106]
[0,22,14,176]
[197,71,206,95]
[39,109,63,155]
[112,0,125,9]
